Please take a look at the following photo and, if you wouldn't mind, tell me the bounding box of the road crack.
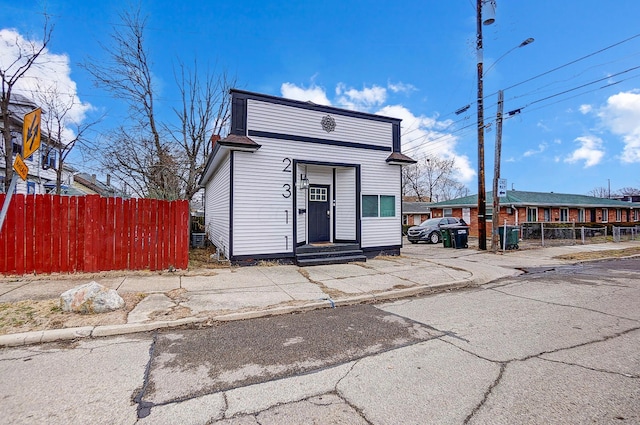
[463,362,507,424]
[488,287,640,322]
[132,331,158,419]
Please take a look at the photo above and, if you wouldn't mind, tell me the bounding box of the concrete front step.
[296,254,367,267]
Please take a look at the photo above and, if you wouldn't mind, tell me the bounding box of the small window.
[41,149,57,170]
[443,208,453,217]
[27,181,36,195]
[634,209,639,221]
[560,208,569,222]
[309,187,327,202]
[486,208,493,222]
[578,208,585,222]
[380,195,395,217]
[12,141,22,156]
[362,195,378,217]
[602,208,608,223]
[543,208,551,222]
[362,195,396,218]
[616,209,622,222]
[527,207,538,222]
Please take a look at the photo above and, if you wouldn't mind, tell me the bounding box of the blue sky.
[2,0,639,196]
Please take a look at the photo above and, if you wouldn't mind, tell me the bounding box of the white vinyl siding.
[335,167,356,240]
[231,139,400,253]
[248,99,393,149]
[205,153,231,258]
[232,148,295,255]
[361,163,402,248]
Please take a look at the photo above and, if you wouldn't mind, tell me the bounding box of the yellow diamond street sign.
[13,154,29,181]
[23,108,41,160]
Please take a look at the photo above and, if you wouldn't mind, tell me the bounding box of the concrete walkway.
[0,240,638,347]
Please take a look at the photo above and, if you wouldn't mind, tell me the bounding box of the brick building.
[428,190,640,237]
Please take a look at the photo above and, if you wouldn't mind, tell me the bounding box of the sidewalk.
[1,240,638,347]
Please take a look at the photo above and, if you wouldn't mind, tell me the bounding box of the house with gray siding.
[199,89,415,265]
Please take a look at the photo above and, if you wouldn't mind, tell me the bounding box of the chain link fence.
[613,225,639,243]
[510,222,640,248]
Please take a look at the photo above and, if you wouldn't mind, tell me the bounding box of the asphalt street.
[0,257,638,424]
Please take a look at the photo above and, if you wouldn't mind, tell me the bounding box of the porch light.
[299,175,310,190]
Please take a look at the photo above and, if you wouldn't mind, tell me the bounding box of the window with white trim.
[616,209,622,222]
[601,208,608,223]
[526,207,538,222]
[560,208,569,221]
[309,187,327,202]
[578,208,585,222]
[443,208,453,217]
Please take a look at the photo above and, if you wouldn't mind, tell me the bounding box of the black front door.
[308,185,330,242]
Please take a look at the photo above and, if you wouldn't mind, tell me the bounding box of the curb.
[0,280,481,348]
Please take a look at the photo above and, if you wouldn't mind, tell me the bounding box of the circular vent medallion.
[321,115,336,133]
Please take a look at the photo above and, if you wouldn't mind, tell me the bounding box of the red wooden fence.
[0,194,190,275]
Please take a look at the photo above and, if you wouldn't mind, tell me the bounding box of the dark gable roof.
[217,134,261,150]
[386,152,417,165]
[402,202,432,214]
[429,190,640,208]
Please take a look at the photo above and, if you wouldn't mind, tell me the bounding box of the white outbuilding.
[199,89,415,265]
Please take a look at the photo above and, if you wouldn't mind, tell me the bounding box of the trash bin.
[441,227,453,248]
[451,226,469,249]
[498,226,519,250]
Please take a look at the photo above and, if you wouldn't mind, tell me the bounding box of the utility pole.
[491,90,504,251]
[476,0,489,250]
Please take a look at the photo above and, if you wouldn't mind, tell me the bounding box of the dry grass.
[554,246,640,261]
[189,246,230,269]
[0,292,146,336]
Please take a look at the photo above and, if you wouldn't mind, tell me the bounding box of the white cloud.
[378,104,475,183]
[523,143,547,157]
[280,82,332,105]
[335,84,387,111]
[388,81,417,94]
[597,90,640,163]
[564,136,605,167]
[579,104,592,114]
[0,28,92,143]
[536,121,551,132]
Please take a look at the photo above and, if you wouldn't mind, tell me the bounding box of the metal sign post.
[0,108,41,233]
[0,174,19,232]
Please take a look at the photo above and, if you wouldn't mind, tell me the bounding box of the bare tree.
[587,187,611,198]
[440,179,470,201]
[166,60,234,201]
[36,83,99,194]
[0,17,53,192]
[402,155,460,202]
[618,187,640,196]
[84,6,234,200]
[83,6,175,198]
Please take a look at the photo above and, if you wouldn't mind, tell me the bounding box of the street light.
[475,0,532,250]
[483,38,534,77]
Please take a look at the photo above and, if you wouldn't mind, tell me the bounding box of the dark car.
[407,217,465,244]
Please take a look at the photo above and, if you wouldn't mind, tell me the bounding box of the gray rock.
[60,281,125,314]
